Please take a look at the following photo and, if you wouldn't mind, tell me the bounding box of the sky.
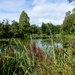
[0,0,75,26]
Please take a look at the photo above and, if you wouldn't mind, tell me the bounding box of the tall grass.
[0,39,34,75]
[0,34,75,75]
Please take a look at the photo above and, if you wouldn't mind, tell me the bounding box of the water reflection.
[31,39,62,55]
[32,39,62,51]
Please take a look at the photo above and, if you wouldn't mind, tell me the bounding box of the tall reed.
[0,35,75,75]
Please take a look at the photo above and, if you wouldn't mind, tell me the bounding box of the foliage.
[30,24,39,34]
[0,19,11,38]
[0,38,75,75]
[10,20,19,38]
[72,8,75,14]
[19,11,30,37]
[62,13,75,34]
[41,22,61,35]
[0,11,31,38]
[65,11,71,17]
[41,22,47,34]
[0,19,61,39]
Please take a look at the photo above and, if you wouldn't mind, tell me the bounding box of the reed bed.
[0,37,75,75]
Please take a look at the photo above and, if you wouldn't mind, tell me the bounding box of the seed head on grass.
[27,42,46,61]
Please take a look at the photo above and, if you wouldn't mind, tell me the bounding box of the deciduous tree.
[19,11,30,37]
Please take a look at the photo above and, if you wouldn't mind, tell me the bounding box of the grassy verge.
[0,36,75,75]
[63,34,75,40]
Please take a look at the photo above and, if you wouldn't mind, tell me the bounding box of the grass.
[31,34,50,39]
[0,35,75,75]
[54,34,62,38]
[64,34,75,40]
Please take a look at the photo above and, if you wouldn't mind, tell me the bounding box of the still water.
[31,39,62,54]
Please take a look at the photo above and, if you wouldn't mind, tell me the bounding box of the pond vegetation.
[0,35,75,75]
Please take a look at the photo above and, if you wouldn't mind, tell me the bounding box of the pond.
[32,39,62,49]
[0,38,62,55]
[31,38,62,54]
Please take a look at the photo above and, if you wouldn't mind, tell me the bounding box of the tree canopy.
[62,9,75,34]
[0,10,61,38]
[19,11,30,37]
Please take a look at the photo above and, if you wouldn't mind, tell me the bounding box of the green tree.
[71,19,75,33]
[4,19,10,38]
[66,11,71,17]
[62,14,75,34]
[46,23,54,35]
[72,8,75,14]
[10,20,19,37]
[54,25,61,34]
[0,19,10,38]
[0,21,3,38]
[19,11,30,37]
[41,22,46,34]
[30,24,39,34]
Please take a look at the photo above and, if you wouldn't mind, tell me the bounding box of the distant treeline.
[0,11,61,38]
[0,7,75,38]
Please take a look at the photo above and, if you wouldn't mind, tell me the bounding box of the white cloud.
[28,2,75,26]
[0,0,27,22]
[0,0,26,11]
[0,0,75,26]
